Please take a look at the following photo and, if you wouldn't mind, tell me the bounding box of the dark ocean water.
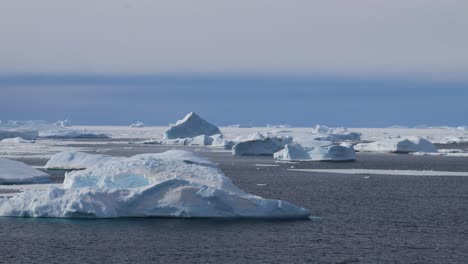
[1,145,468,263]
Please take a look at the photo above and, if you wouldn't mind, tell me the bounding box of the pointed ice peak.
[164,112,222,139]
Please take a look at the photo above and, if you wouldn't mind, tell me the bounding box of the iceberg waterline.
[0,150,310,219]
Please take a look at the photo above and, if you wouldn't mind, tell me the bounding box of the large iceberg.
[0,158,50,184]
[45,151,119,170]
[0,150,310,219]
[274,144,356,161]
[232,135,293,156]
[164,112,221,139]
[354,137,437,153]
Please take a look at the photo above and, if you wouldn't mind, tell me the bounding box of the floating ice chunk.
[164,112,221,139]
[354,136,437,153]
[273,144,311,161]
[308,145,356,161]
[274,144,356,161]
[45,151,120,170]
[130,121,145,128]
[233,136,293,156]
[0,137,35,144]
[0,158,50,184]
[0,150,310,219]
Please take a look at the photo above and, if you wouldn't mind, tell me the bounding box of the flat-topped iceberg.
[233,135,293,156]
[354,136,437,153]
[274,144,356,161]
[164,112,221,139]
[45,151,120,170]
[0,158,50,184]
[0,150,310,219]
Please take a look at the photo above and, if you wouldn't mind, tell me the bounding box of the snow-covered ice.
[45,151,120,170]
[354,137,437,153]
[0,150,310,219]
[289,168,468,177]
[0,158,51,184]
[164,112,221,139]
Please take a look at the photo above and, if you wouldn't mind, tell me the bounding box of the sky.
[1,1,467,126]
[1,0,467,77]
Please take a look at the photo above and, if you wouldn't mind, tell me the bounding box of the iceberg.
[0,158,50,184]
[233,136,293,156]
[354,136,437,153]
[53,119,73,128]
[0,150,310,219]
[164,112,221,139]
[130,121,145,128]
[45,151,120,170]
[274,144,356,161]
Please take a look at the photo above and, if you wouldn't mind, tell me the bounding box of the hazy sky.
[1,1,468,78]
[1,75,467,127]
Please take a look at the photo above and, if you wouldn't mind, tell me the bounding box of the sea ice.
[0,150,310,219]
[0,158,51,184]
[164,112,221,139]
[0,129,38,140]
[354,136,437,153]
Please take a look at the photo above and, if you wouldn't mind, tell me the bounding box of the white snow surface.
[0,158,51,184]
[45,151,120,170]
[274,144,356,161]
[0,150,310,219]
[354,137,437,153]
[164,112,221,139]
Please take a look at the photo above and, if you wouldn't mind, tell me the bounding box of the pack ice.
[164,112,221,139]
[0,150,310,219]
[354,136,437,153]
[0,158,51,184]
[274,144,356,161]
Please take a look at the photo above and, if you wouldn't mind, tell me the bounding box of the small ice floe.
[254,164,280,167]
[0,137,35,144]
